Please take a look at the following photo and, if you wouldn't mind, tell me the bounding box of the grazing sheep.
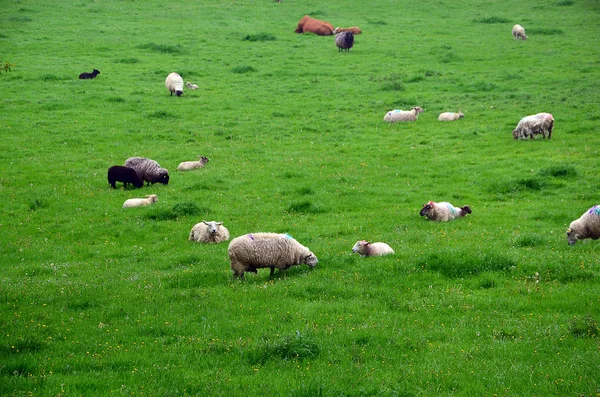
[438,112,464,121]
[351,240,394,257]
[384,107,424,122]
[335,31,354,52]
[124,157,170,185]
[189,221,230,244]
[78,69,100,79]
[512,24,527,40]
[566,205,600,245]
[186,82,199,90]
[177,156,209,171]
[333,26,362,35]
[228,233,318,279]
[107,165,143,189]
[165,72,184,96]
[420,201,472,222]
[122,194,158,208]
[512,113,554,140]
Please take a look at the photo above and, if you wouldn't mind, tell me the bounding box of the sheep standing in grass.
[352,240,394,257]
[107,165,144,189]
[189,221,230,244]
[185,82,199,90]
[177,156,209,171]
[165,72,184,96]
[512,24,527,40]
[384,107,424,122]
[438,112,464,121]
[566,205,600,245]
[228,233,318,279]
[124,157,170,185]
[420,201,472,222]
[335,31,354,52]
[122,194,158,208]
[512,113,554,140]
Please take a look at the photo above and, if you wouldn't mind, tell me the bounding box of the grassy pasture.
[1,0,599,395]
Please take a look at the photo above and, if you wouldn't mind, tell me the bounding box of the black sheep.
[79,69,100,79]
[107,166,144,189]
[335,32,354,52]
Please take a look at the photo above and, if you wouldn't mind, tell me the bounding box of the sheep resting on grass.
[189,221,230,243]
[352,240,394,257]
[420,201,472,222]
[122,194,158,208]
[438,112,464,121]
[567,205,600,245]
[177,156,209,171]
[384,107,424,122]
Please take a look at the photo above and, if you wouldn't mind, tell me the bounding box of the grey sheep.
[124,157,170,186]
[512,113,554,140]
[165,72,184,96]
[567,205,600,245]
[420,201,472,222]
[335,31,354,52]
[189,221,230,244]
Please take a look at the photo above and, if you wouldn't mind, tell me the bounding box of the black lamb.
[107,166,144,189]
[79,69,100,79]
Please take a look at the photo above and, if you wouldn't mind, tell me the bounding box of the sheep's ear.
[217,222,223,225]
[567,228,572,233]
[202,220,209,225]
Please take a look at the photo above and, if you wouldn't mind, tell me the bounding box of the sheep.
[78,69,100,79]
[566,205,600,245]
[177,156,209,171]
[333,27,362,35]
[335,31,354,52]
[512,113,554,140]
[165,72,184,96]
[189,221,230,244]
[186,82,199,90]
[384,107,424,122]
[107,165,144,189]
[512,24,527,40]
[124,157,170,186]
[420,201,472,222]
[351,240,394,257]
[228,233,318,279]
[438,112,464,121]
[122,194,158,208]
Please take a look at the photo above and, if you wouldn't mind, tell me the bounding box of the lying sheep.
[186,82,199,90]
[107,165,143,189]
[177,156,209,171]
[351,240,394,257]
[79,69,100,79]
[512,24,527,40]
[566,205,600,245]
[122,194,158,208]
[124,157,170,185]
[512,113,554,140]
[228,233,318,279]
[189,221,230,244]
[420,201,472,222]
[335,31,354,52]
[384,107,424,122]
[333,27,362,35]
[438,112,464,121]
[165,72,184,96]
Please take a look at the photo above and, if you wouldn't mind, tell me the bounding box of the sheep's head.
[199,156,209,165]
[457,112,465,119]
[512,129,519,139]
[303,252,318,266]
[146,194,158,203]
[202,221,222,234]
[566,227,578,245]
[352,240,369,254]
[420,203,434,217]
[175,90,183,97]
[158,171,170,185]
[333,27,340,34]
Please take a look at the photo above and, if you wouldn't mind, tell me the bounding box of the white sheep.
[438,112,464,121]
[228,233,318,279]
[384,107,424,122]
[512,24,527,40]
[566,205,600,245]
[512,113,554,140]
[351,240,394,257]
[420,201,472,222]
[177,156,209,171]
[122,194,158,208]
[165,72,184,96]
[186,82,199,90]
[189,221,230,244]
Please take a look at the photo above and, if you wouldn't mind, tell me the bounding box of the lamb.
[384,107,424,122]
[177,156,209,171]
[124,157,170,185]
[186,82,199,90]
[107,165,143,189]
[335,31,354,52]
[512,24,527,40]
[122,194,158,208]
[165,72,184,96]
[420,201,472,222]
[566,205,600,245]
[512,113,554,140]
[228,233,318,279]
[333,27,362,35]
[189,221,230,244]
[78,69,100,79]
[438,112,464,121]
[351,240,394,257]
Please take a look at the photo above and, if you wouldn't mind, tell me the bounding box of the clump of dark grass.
[107,97,125,103]
[490,178,546,195]
[147,110,176,119]
[296,186,315,195]
[145,202,207,221]
[538,165,577,178]
[474,17,510,24]
[231,65,256,74]
[287,200,325,214]
[29,198,49,211]
[246,332,320,365]
[557,0,574,5]
[420,251,516,278]
[117,57,140,64]
[10,16,32,22]
[513,234,545,247]
[493,329,520,340]
[528,28,564,35]
[242,33,276,42]
[41,74,69,81]
[137,42,182,54]
[569,314,598,338]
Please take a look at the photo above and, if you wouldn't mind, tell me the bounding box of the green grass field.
[1,0,599,395]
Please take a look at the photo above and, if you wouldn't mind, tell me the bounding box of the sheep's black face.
[419,204,432,217]
[160,175,170,185]
[175,90,183,97]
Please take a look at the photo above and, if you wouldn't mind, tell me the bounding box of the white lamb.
[189,221,230,244]
[186,82,199,90]
[165,72,184,96]
[384,107,424,122]
[351,240,394,257]
[566,205,600,245]
[419,201,472,222]
[122,194,158,208]
[512,24,527,40]
[438,112,464,121]
[177,156,209,171]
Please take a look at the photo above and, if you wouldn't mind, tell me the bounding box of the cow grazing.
[294,15,334,36]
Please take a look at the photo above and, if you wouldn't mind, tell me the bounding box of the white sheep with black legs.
[352,240,394,257]
[177,156,209,171]
[513,113,554,140]
[420,201,472,222]
[228,233,318,279]
[384,107,424,122]
[165,72,184,96]
[512,24,527,40]
[189,221,230,244]
[438,112,464,121]
[122,194,158,208]
[567,205,600,245]
[124,157,170,185]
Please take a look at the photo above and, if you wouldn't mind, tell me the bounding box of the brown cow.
[333,27,362,35]
[294,15,334,36]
